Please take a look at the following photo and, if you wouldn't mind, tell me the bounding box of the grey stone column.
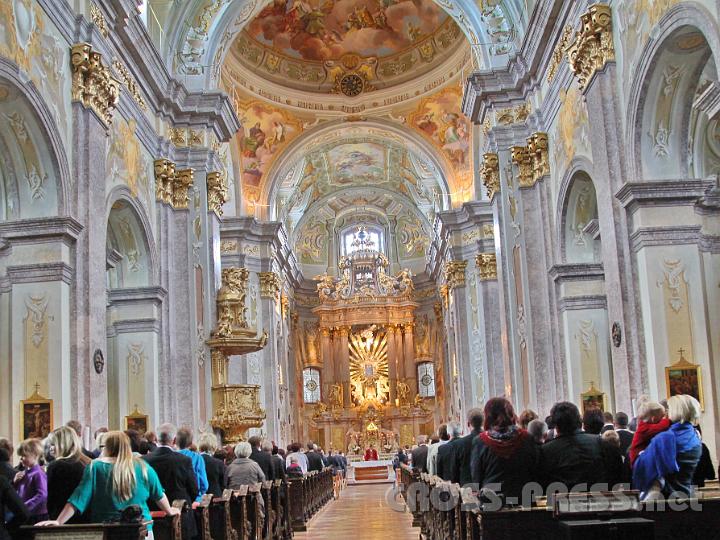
[403,324,418,402]
[71,102,109,430]
[583,64,641,411]
[386,324,397,404]
[259,293,280,441]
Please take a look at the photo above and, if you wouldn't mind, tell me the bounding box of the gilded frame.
[21,390,54,439]
[665,357,704,409]
[580,383,605,414]
[124,407,149,434]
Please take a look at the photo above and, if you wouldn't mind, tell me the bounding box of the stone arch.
[164,0,526,81]
[625,3,720,181]
[0,57,70,219]
[557,160,600,264]
[105,188,157,289]
[262,119,454,220]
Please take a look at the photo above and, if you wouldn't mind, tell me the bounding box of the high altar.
[303,228,435,455]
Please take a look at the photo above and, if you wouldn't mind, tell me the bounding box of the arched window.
[340,225,384,256]
[417,362,435,398]
[303,367,321,403]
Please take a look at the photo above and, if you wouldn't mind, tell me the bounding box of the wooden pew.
[150,499,185,540]
[192,494,213,540]
[288,476,307,531]
[229,486,250,540]
[270,480,284,540]
[248,482,264,540]
[19,522,149,540]
[260,480,274,540]
[209,489,237,540]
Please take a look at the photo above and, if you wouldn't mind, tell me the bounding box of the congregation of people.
[0,420,346,539]
[399,394,715,505]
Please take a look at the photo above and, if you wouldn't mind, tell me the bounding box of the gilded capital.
[207,171,229,217]
[258,271,282,299]
[172,169,194,209]
[476,253,498,281]
[566,4,615,91]
[444,260,467,290]
[433,302,443,322]
[527,132,550,182]
[511,145,533,188]
[480,153,500,200]
[70,43,120,127]
[153,158,175,204]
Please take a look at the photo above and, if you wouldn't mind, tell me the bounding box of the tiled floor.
[295,482,418,539]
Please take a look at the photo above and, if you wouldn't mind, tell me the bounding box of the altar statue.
[364,444,379,461]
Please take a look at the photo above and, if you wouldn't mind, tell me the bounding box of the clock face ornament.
[305,379,318,393]
[340,73,364,97]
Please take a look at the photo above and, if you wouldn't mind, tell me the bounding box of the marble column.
[403,324,417,401]
[71,102,110,430]
[337,326,350,407]
[386,324,397,404]
[392,325,405,381]
[259,291,280,441]
[320,327,335,398]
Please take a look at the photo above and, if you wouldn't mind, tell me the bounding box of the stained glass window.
[303,367,321,403]
[417,362,435,398]
[341,225,383,256]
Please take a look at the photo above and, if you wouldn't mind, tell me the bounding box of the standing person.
[539,402,621,490]
[449,408,484,486]
[175,428,208,502]
[633,395,702,500]
[0,439,14,482]
[144,432,158,453]
[264,442,286,481]
[198,432,226,497]
[286,443,309,474]
[305,443,324,472]
[427,425,449,476]
[471,398,539,503]
[248,436,275,480]
[226,442,266,488]
[692,426,716,488]
[64,421,94,459]
[46,427,91,521]
[628,401,671,466]
[0,474,29,540]
[613,412,634,456]
[410,435,429,473]
[271,445,287,481]
[601,412,615,434]
[36,431,179,532]
[143,423,198,539]
[13,439,48,523]
[436,423,462,481]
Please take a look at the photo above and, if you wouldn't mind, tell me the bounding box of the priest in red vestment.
[364,444,379,461]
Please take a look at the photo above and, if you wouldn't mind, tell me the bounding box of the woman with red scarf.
[470,398,539,504]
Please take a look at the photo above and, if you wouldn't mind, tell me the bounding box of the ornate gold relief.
[444,260,467,290]
[527,132,550,181]
[439,284,449,309]
[188,129,203,146]
[566,4,615,91]
[70,43,120,127]
[547,25,574,82]
[433,302,443,322]
[258,272,282,299]
[89,4,108,38]
[476,253,498,281]
[168,128,186,146]
[112,60,147,111]
[511,145,534,187]
[496,102,530,125]
[153,158,175,204]
[480,153,500,200]
[207,267,268,356]
[206,171,229,216]
[172,169,194,209]
[211,383,265,443]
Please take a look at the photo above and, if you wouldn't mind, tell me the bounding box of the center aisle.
[294,483,417,539]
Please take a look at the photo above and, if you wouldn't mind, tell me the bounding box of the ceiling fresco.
[246,0,450,61]
[327,142,386,184]
[230,0,464,95]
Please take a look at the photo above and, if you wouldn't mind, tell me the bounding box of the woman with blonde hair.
[198,432,226,497]
[46,426,91,521]
[37,431,179,535]
[632,394,702,500]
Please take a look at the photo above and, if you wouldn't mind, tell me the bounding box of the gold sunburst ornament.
[349,326,390,407]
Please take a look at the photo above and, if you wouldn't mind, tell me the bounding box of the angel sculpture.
[315,273,336,301]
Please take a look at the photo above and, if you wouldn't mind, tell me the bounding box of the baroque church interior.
[1,0,720,537]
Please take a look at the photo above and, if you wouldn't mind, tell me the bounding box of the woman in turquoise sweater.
[37,431,179,536]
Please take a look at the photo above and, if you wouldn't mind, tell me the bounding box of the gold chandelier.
[349,326,390,407]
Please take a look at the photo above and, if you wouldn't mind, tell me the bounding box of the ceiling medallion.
[340,73,365,97]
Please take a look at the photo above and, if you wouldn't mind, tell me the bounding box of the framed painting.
[665,356,703,409]
[580,383,605,414]
[124,407,149,434]
[21,388,53,440]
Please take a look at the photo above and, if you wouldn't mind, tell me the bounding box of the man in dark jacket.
[540,402,622,490]
[410,436,429,473]
[143,423,199,538]
[439,408,484,485]
[306,442,325,472]
[436,422,463,481]
[614,412,634,456]
[0,439,15,483]
[248,436,275,480]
